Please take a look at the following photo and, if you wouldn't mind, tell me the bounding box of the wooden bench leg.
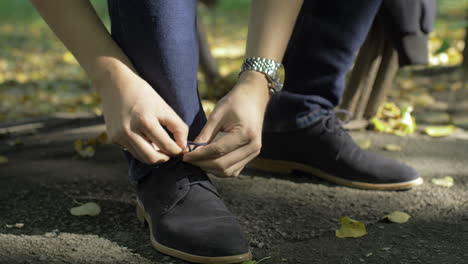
[364,42,399,118]
[340,16,385,120]
[340,13,400,122]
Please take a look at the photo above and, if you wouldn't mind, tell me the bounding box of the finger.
[183,131,250,162]
[160,112,189,151]
[128,132,170,164]
[118,139,145,163]
[188,140,259,171]
[140,121,183,156]
[189,144,259,177]
[232,168,243,177]
[193,115,222,144]
[192,152,256,178]
[223,150,259,177]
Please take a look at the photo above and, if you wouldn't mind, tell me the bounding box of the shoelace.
[186,141,207,152]
[320,110,352,160]
[160,144,214,215]
[321,109,352,134]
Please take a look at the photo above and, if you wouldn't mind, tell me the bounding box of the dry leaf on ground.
[384,211,411,224]
[424,125,456,137]
[335,216,368,238]
[74,139,96,158]
[357,139,372,149]
[371,103,416,136]
[411,94,435,106]
[383,144,402,152]
[431,176,454,188]
[5,223,24,229]
[70,202,101,216]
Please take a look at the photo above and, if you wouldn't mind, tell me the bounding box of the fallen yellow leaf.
[399,79,416,90]
[424,125,456,137]
[384,211,410,224]
[371,103,416,136]
[78,145,95,158]
[70,202,101,216]
[93,106,103,116]
[5,223,24,229]
[371,118,387,132]
[412,94,435,106]
[383,144,402,152]
[357,139,372,149]
[399,106,416,134]
[431,176,454,188]
[335,216,368,238]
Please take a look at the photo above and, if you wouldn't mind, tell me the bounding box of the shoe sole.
[247,158,423,191]
[135,200,252,264]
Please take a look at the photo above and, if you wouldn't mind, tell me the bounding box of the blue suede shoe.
[135,159,251,264]
[249,110,422,191]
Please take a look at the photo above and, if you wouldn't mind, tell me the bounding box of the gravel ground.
[0,118,467,264]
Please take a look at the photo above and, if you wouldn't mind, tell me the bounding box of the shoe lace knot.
[159,142,217,215]
[321,109,352,134]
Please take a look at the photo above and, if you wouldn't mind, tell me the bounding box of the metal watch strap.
[239,57,283,95]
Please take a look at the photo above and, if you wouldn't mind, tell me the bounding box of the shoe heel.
[248,158,295,174]
[136,203,147,227]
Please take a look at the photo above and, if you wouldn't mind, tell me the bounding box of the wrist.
[238,70,270,87]
[237,70,270,99]
[88,56,137,94]
[234,71,270,107]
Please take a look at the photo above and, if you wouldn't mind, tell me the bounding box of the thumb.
[194,115,222,144]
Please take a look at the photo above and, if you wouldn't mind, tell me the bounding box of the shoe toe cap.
[157,216,250,258]
[360,153,420,184]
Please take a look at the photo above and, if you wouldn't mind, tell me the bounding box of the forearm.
[31,0,135,92]
[245,0,303,61]
[237,0,303,100]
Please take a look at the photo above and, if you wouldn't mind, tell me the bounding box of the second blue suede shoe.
[249,110,422,191]
[135,159,251,264]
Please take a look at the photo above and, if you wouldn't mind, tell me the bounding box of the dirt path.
[1,117,467,264]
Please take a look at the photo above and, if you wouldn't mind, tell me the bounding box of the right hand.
[95,66,188,164]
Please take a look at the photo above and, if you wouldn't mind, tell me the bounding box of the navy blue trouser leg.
[107,0,383,180]
[107,0,204,181]
[264,0,383,132]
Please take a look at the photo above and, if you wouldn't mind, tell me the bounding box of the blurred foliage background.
[0,0,467,125]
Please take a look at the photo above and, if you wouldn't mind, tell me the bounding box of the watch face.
[276,65,285,90]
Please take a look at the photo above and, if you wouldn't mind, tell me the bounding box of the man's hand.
[98,65,188,164]
[183,71,270,177]
[30,0,188,165]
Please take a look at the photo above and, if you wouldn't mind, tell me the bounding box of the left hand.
[183,71,270,177]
